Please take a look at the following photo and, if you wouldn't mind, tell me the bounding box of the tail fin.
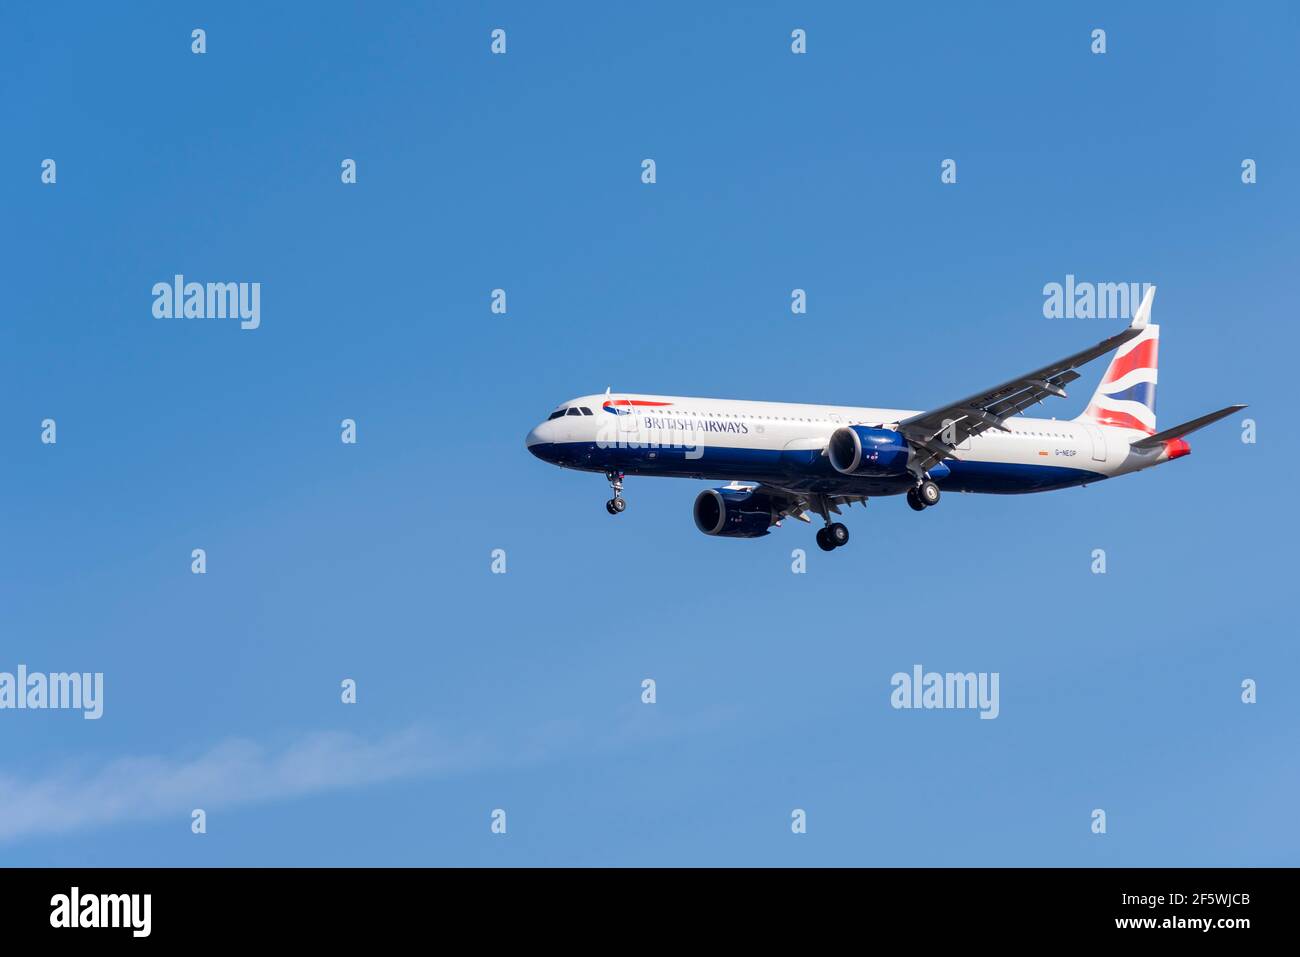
[1077,286,1158,434]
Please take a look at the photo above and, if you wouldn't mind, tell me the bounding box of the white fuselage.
[527,393,1164,498]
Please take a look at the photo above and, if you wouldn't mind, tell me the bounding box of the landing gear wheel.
[906,488,926,511]
[604,470,626,515]
[917,480,940,507]
[827,522,849,547]
[816,528,836,551]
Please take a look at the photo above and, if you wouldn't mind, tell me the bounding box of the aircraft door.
[614,399,639,433]
[1085,425,1108,462]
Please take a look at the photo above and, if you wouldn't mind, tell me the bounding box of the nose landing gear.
[605,471,626,515]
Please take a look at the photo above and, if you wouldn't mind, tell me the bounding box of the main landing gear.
[605,470,626,515]
[812,493,851,551]
[816,522,850,551]
[906,479,941,511]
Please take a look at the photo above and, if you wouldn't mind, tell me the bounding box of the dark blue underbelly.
[529,442,1104,496]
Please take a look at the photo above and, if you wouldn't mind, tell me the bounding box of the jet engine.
[827,426,912,477]
[692,486,781,538]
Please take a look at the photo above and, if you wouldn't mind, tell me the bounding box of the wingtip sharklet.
[1129,285,1156,329]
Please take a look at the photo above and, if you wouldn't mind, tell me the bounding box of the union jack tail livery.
[1079,321,1159,434]
[1075,284,1158,434]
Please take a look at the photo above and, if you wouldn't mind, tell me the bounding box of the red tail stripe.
[1102,339,1158,384]
[1085,405,1155,434]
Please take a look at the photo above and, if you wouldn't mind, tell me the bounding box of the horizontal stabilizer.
[1130,404,1247,450]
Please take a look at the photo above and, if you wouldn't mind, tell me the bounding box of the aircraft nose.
[526,422,556,461]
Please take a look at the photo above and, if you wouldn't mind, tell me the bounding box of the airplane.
[525,287,1244,551]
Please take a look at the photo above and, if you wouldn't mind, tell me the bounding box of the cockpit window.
[548,405,593,419]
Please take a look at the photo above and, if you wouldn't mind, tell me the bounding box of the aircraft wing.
[749,483,867,525]
[894,324,1143,476]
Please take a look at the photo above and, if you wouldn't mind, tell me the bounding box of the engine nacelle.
[693,487,780,538]
[827,426,911,476]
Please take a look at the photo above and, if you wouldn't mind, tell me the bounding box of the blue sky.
[2,1,1296,865]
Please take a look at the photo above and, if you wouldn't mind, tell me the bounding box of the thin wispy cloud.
[0,726,484,844]
[0,706,735,844]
